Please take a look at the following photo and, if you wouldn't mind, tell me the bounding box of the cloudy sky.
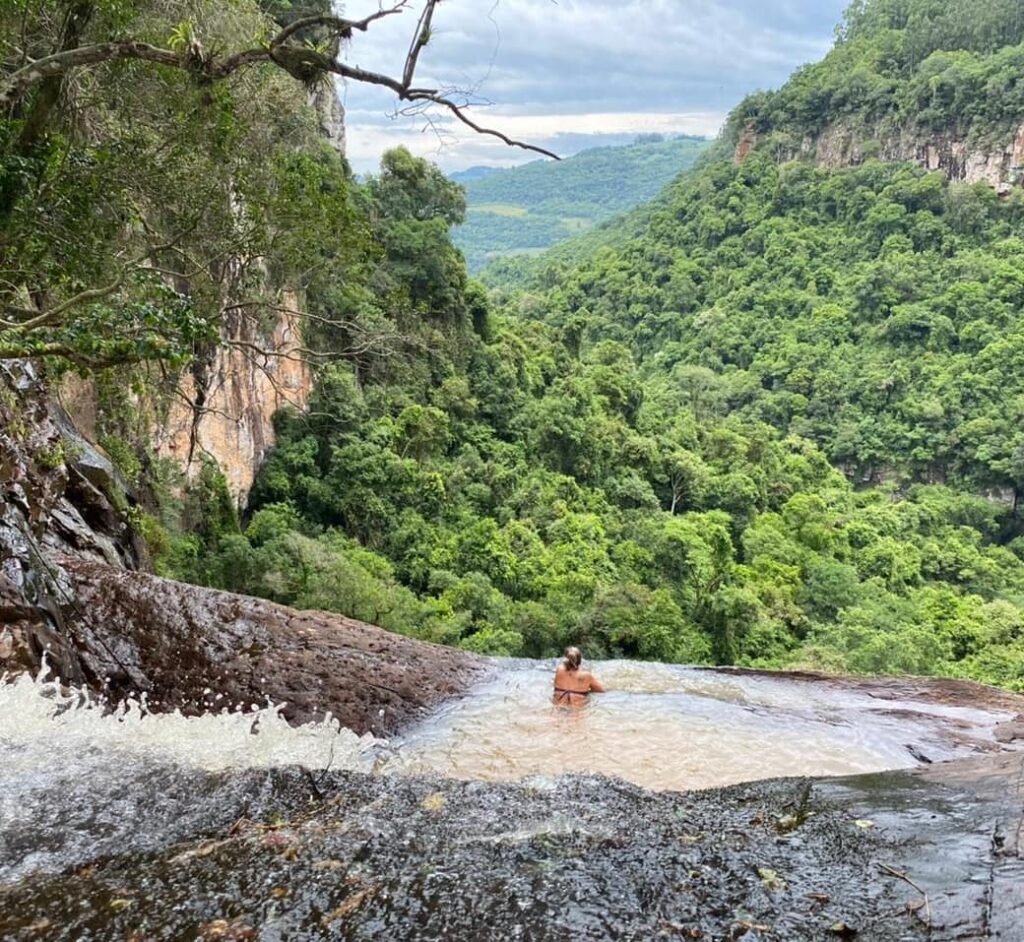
[338,0,850,173]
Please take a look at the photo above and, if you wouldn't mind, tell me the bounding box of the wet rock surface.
[1,365,485,734]
[0,362,136,684]
[59,557,486,735]
[1,756,1022,941]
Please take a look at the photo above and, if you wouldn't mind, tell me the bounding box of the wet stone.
[993,718,1024,743]
[1,762,1022,941]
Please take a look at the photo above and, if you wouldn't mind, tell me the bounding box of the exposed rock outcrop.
[152,80,343,503]
[153,299,312,503]
[736,120,1024,193]
[0,362,145,684]
[52,301,313,507]
[1,365,483,735]
[311,79,346,154]
[60,556,485,734]
[2,756,1022,940]
[733,123,757,163]
[812,121,1024,192]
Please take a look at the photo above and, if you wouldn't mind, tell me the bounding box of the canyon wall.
[150,82,345,503]
[737,121,1024,193]
[152,297,312,502]
[62,82,346,505]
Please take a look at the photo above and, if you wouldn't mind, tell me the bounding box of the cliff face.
[153,298,312,502]
[737,120,1024,192]
[147,83,343,503]
[0,363,484,729]
[149,82,345,504]
[814,121,1024,192]
[311,79,346,155]
[0,363,143,683]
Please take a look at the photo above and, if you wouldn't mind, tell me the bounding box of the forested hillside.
[731,0,1024,146]
[452,136,709,272]
[171,0,1023,690]
[9,0,1024,692]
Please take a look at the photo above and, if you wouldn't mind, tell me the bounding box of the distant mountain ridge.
[450,166,499,183]
[451,136,710,272]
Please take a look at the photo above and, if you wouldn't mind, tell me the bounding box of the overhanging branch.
[268,5,407,49]
[0,0,560,161]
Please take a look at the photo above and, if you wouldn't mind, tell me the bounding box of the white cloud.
[343,107,725,172]
[337,0,848,172]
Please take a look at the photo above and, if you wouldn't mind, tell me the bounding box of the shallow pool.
[381,660,995,791]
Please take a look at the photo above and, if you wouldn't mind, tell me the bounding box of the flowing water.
[381,660,1002,791]
[2,661,1020,941]
[0,659,1010,884]
[0,667,378,882]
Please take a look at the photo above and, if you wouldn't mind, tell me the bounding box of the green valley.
[5,0,1024,692]
[451,136,710,272]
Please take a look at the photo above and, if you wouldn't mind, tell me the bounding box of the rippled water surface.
[0,659,1011,882]
[383,660,986,791]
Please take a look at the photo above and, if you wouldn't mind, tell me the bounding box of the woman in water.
[553,646,605,706]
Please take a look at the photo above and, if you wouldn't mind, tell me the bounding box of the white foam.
[0,665,380,776]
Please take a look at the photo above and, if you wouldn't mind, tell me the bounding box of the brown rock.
[993,721,1024,744]
[58,557,486,735]
[153,302,312,504]
[734,123,757,163]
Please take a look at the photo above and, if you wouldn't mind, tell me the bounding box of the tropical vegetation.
[5,0,1024,691]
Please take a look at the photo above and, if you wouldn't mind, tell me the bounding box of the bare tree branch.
[405,89,560,160]
[402,0,438,90]
[0,2,561,161]
[268,4,408,49]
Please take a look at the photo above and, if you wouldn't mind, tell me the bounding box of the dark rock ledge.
[1,754,1021,941]
[57,556,487,735]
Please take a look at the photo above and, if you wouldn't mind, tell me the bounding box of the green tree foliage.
[0,0,544,367]
[0,0,366,366]
[453,136,710,272]
[731,0,1024,144]
[20,0,1024,693]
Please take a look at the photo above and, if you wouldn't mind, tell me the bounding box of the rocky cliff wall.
[49,85,344,508]
[150,79,345,504]
[737,120,1024,192]
[311,79,346,155]
[148,82,344,504]
[152,298,312,502]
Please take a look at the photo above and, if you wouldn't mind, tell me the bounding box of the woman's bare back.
[552,658,604,706]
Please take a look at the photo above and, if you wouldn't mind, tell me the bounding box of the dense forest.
[451,136,710,272]
[5,0,1024,691]
[732,0,1024,146]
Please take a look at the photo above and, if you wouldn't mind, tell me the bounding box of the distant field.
[451,136,710,273]
[471,203,529,218]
